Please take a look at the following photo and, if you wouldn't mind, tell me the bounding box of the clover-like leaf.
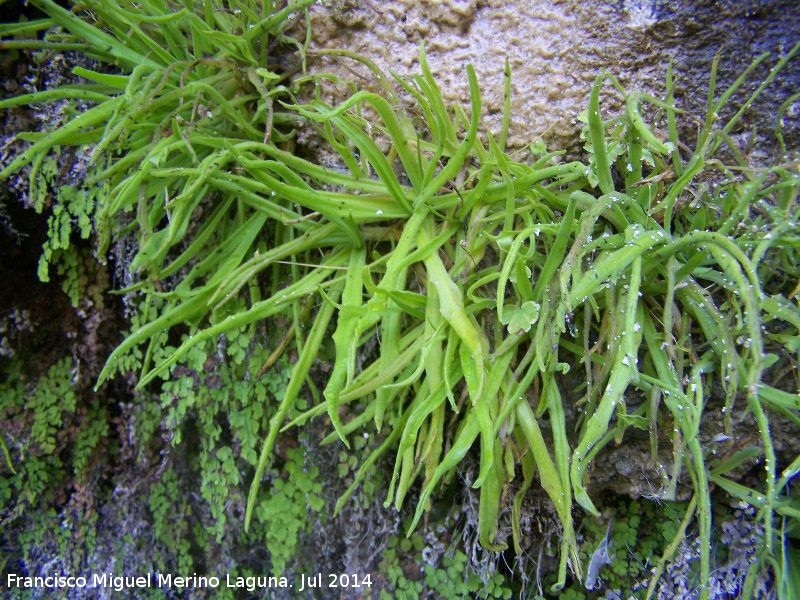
[500,301,540,335]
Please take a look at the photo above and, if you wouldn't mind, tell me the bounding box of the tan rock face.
[306,0,800,155]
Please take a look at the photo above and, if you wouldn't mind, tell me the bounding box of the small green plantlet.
[501,301,541,335]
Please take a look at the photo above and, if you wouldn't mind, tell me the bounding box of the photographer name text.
[7,572,372,593]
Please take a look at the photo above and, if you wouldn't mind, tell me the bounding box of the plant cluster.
[255,446,325,574]
[534,499,689,599]
[0,357,109,577]
[2,1,800,598]
[379,531,512,600]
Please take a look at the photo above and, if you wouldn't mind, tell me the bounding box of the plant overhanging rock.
[1,2,800,599]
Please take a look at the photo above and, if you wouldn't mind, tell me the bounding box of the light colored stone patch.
[307,0,669,151]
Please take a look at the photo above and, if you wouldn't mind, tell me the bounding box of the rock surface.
[308,0,800,154]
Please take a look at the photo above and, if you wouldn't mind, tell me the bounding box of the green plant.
[24,358,77,455]
[39,181,98,285]
[380,533,512,600]
[561,500,689,598]
[276,43,800,599]
[148,466,195,571]
[0,355,109,579]
[255,446,325,574]
[3,2,800,598]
